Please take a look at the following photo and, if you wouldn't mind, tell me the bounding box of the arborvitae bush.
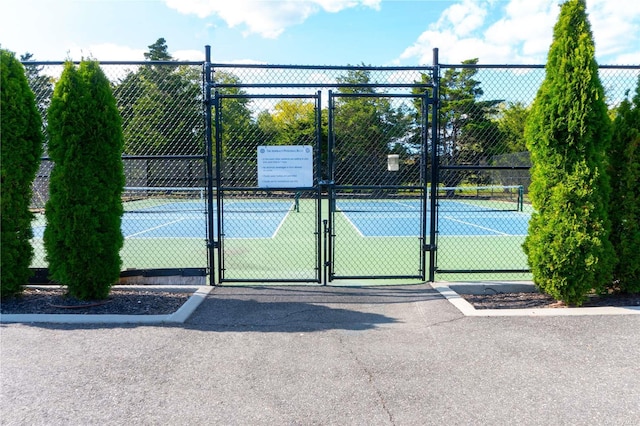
[609,77,640,293]
[44,60,125,300]
[523,0,615,306]
[1,49,44,297]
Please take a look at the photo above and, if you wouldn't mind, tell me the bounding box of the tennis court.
[31,198,528,240]
[337,198,529,238]
[29,186,532,280]
[120,198,295,240]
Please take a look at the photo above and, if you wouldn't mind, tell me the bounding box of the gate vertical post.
[429,48,440,282]
[204,45,216,285]
[325,90,335,283]
[214,90,224,281]
[315,91,323,284]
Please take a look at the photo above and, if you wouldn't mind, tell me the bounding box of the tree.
[144,37,172,60]
[495,102,530,154]
[333,67,413,186]
[44,60,125,300]
[523,0,614,305]
[414,59,503,189]
[270,99,317,145]
[20,52,54,128]
[115,38,203,156]
[1,49,44,297]
[609,76,640,293]
[490,102,532,188]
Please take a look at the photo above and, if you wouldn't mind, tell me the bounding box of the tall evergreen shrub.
[0,49,44,297]
[609,77,640,293]
[44,60,125,300]
[523,0,614,305]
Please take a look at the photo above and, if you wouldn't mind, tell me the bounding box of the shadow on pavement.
[4,284,444,332]
[185,285,442,332]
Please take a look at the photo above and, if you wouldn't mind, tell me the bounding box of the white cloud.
[164,0,381,38]
[398,0,640,65]
[589,0,640,63]
[437,0,488,38]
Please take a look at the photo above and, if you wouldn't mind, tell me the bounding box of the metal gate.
[213,92,324,283]
[326,91,433,281]
[205,47,437,284]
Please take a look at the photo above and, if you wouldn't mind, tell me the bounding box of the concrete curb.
[434,282,640,317]
[0,285,214,325]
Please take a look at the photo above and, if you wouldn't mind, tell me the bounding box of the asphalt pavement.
[2,284,640,425]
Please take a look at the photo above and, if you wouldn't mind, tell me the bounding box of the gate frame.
[325,89,435,282]
[204,45,440,284]
[213,90,324,283]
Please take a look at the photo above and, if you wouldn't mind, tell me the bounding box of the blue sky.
[1,0,639,65]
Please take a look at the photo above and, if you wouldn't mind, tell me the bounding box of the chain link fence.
[25,61,207,278]
[434,64,639,280]
[23,58,639,282]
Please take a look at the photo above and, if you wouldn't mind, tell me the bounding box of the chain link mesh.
[435,64,639,280]
[216,95,321,280]
[23,59,639,281]
[25,62,207,272]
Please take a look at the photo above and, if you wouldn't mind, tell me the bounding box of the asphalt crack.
[337,334,396,425]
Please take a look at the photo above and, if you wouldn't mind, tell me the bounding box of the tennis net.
[122,187,299,214]
[334,185,524,213]
[123,187,205,213]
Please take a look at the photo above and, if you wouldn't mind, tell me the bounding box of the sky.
[1,0,639,66]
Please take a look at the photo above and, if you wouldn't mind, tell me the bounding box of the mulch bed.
[1,287,191,315]
[3,287,639,315]
[461,291,640,309]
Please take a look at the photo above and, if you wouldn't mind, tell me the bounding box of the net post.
[518,185,524,212]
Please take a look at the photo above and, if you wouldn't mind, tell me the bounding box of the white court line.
[442,215,510,236]
[271,206,294,238]
[340,211,365,238]
[125,218,186,239]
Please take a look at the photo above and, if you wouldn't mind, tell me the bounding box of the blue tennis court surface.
[337,199,529,237]
[31,201,294,240]
[31,199,528,240]
[121,199,293,239]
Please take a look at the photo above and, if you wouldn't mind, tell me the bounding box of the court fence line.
[23,49,639,284]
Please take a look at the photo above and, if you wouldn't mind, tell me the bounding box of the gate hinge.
[423,244,436,252]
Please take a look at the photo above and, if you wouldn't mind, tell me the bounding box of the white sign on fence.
[257,145,313,188]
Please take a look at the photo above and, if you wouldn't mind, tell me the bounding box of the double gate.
[207,57,436,284]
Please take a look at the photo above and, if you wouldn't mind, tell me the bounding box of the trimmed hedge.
[523,0,615,305]
[44,61,125,300]
[0,49,43,297]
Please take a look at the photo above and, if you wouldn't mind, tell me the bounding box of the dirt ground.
[1,287,190,315]
[461,291,640,309]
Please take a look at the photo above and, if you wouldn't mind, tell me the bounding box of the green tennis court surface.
[29,190,533,280]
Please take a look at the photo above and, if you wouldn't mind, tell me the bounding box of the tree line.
[21,38,532,185]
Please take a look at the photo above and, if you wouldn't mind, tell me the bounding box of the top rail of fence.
[22,60,204,66]
[22,60,637,69]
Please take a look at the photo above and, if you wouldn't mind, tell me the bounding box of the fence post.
[204,45,216,285]
[428,48,440,283]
